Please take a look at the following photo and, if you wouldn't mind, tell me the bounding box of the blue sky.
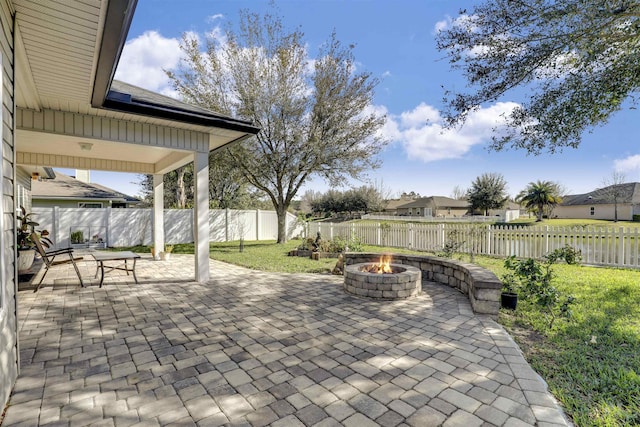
[83,0,640,200]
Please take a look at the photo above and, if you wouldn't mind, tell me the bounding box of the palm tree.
[516,181,563,221]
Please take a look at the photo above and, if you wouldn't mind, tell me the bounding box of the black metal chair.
[31,233,84,291]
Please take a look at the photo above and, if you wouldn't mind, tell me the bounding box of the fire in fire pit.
[361,255,393,274]
[344,259,422,300]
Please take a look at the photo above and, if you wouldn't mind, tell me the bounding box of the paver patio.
[2,254,571,426]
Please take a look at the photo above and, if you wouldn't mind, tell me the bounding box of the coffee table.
[92,251,141,287]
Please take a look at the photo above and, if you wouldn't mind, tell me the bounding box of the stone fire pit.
[344,261,422,300]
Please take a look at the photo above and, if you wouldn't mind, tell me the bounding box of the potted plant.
[160,244,174,261]
[16,206,51,272]
[500,272,519,310]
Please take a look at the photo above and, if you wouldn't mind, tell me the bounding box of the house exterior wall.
[554,203,634,221]
[434,207,468,218]
[0,0,17,412]
[15,166,30,210]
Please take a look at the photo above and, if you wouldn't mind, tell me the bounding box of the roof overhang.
[13,0,259,175]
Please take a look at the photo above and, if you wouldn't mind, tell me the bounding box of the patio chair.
[31,233,84,291]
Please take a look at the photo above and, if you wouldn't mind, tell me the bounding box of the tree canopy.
[516,180,563,221]
[138,151,269,209]
[436,0,640,153]
[467,172,509,215]
[309,186,387,218]
[167,9,386,242]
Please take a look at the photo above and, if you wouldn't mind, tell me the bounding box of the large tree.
[516,180,563,221]
[467,172,509,216]
[595,171,627,222]
[168,9,386,242]
[138,151,263,209]
[436,1,640,153]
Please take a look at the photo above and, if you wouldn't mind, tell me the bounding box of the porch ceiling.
[12,0,258,175]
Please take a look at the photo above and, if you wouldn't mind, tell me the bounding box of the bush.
[70,230,85,244]
[503,246,580,329]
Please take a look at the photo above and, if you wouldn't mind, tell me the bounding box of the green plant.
[165,245,174,253]
[70,230,85,244]
[503,249,578,329]
[298,237,315,251]
[328,235,364,253]
[437,230,464,258]
[17,206,51,249]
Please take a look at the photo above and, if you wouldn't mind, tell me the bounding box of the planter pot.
[17,248,36,273]
[501,292,518,310]
[159,251,171,261]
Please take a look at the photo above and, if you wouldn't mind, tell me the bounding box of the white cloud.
[114,31,183,97]
[382,101,520,162]
[614,155,640,172]
[434,18,450,33]
[207,14,224,23]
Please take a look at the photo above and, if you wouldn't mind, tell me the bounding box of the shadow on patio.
[3,254,570,426]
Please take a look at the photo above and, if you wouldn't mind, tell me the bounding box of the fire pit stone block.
[344,263,422,300]
[344,253,502,316]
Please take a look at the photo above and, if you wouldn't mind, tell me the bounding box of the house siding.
[0,0,17,412]
[555,204,634,221]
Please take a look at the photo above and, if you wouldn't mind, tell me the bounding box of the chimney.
[75,169,91,183]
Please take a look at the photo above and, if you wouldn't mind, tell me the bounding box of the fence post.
[618,227,625,265]
[438,223,445,248]
[377,223,381,246]
[53,206,60,248]
[106,206,112,247]
[408,223,414,249]
[256,209,260,240]
[225,208,229,242]
[486,224,491,256]
[545,226,550,254]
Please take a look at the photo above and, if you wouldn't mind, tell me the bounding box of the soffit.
[13,0,103,110]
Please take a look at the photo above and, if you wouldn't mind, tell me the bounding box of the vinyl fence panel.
[33,207,303,247]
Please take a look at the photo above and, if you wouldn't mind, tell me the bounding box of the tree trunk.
[177,168,187,209]
[276,205,288,243]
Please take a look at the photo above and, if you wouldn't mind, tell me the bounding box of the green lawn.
[114,239,640,426]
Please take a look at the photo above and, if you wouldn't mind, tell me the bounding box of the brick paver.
[2,254,571,426]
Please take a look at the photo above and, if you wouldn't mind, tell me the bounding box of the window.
[590,206,595,216]
[79,202,103,208]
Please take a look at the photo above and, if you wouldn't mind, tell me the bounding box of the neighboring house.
[555,183,640,220]
[32,171,141,208]
[396,196,470,217]
[0,0,259,411]
[382,197,414,215]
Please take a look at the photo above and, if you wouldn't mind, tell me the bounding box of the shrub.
[503,246,580,329]
[437,230,463,258]
[70,230,85,244]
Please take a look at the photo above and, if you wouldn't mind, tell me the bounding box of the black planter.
[501,292,518,310]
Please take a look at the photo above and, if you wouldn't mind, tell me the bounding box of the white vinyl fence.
[32,207,303,248]
[309,221,640,269]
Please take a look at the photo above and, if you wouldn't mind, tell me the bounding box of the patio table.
[91,251,140,287]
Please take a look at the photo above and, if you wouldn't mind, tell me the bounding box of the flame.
[363,255,393,274]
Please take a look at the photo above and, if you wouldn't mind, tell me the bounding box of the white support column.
[153,174,164,260]
[194,151,210,282]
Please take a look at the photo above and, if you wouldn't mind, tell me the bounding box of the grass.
[113,239,639,426]
[457,255,640,426]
